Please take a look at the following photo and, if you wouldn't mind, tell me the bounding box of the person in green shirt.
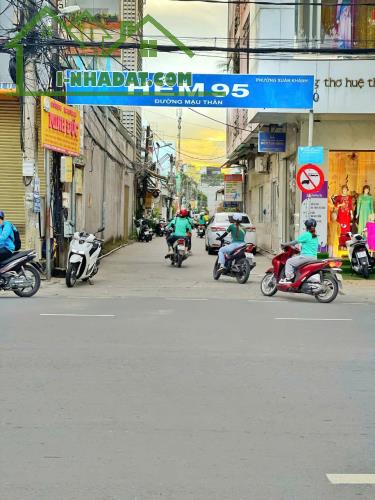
[280,218,319,283]
[217,213,246,270]
[166,209,193,257]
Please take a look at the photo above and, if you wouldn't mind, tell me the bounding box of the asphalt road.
[1,236,375,499]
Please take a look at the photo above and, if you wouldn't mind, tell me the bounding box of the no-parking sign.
[296,164,324,194]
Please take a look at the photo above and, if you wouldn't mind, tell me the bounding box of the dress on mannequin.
[357,194,374,234]
[334,191,353,246]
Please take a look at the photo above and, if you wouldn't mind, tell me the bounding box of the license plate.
[336,273,343,282]
[357,251,367,258]
[177,245,185,251]
[245,253,254,259]
[144,231,149,235]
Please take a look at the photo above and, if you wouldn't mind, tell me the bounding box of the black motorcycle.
[0,250,41,297]
[135,219,152,242]
[346,233,374,278]
[213,234,256,284]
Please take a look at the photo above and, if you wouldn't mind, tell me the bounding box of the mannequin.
[327,209,341,257]
[357,185,374,234]
[334,185,353,247]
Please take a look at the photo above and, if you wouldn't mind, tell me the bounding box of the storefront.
[328,151,375,256]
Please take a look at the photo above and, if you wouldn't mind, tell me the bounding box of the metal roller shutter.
[0,99,24,236]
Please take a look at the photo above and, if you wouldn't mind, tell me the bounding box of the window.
[258,186,264,223]
[271,181,278,223]
[296,0,375,48]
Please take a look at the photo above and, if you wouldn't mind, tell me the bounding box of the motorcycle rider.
[217,213,245,271]
[279,218,319,284]
[0,211,15,262]
[165,208,193,257]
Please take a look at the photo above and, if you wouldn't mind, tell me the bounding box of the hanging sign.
[296,164,325,194]
[258,132,286,153]
[297,146,324,165]
[41,96,81,156]
[65,72,314,109]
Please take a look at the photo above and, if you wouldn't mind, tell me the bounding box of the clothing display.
[334,194,353,246]
[357,194,374,234]
[327,217,341,257]
[366,221,375,252]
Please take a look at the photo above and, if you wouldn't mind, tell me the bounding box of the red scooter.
[260,245,343,303]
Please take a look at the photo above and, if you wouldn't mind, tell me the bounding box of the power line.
[154,132,226,161]
[188,108,254,133]
[173,0,375,5]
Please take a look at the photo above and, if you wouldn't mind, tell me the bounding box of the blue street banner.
[258,132,286,153]
[64,71,314,109]
[297,146,324,165]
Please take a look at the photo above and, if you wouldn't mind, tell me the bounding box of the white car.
[205,212,257,255]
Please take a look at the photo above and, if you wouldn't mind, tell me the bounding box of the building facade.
[227,1,375,254]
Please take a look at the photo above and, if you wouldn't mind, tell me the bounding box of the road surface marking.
[40,313,115,318]
[167,298,208,301]
[327,474,375,484]
[275,318,352,321]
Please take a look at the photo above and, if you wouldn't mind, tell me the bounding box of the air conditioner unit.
[255,156,268,173]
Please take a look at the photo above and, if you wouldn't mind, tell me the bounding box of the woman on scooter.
[280,219,319,284]
[217,213,245,271]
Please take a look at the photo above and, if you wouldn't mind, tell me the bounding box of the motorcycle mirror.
[97,227,105,233]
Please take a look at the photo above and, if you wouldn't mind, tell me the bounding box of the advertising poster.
[300,181,328,252]
[224,174,243,202]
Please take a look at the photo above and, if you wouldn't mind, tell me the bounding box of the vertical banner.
[300,181,328,252]
[224,174,243,202]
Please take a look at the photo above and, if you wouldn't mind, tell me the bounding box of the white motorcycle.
[66,228,104,287]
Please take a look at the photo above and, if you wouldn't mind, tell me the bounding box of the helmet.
[233,213,242,222]
[0,211,4,219]
[305,218,317,229]
[180,209,188,217]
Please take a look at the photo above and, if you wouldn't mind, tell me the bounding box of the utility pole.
[176,109,182,170]
[23,1,41,259]
[176,109,182,207]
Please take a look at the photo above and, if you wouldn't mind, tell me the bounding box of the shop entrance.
[328,151,375,256]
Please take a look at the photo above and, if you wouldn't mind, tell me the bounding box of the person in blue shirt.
[279,218,319,283]
[0,211,15,262]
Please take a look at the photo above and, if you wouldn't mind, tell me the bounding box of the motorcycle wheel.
[362,266,370,279]
[236,258,251,284]
[13,264,41,298]
[213,259,221,280]
[260,273,278,296]
[66,263,79,288]
[315,275,338,303]
[177,253,183,268]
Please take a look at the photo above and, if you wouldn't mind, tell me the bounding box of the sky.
[142,0,228,169]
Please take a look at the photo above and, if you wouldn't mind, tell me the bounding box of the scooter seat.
[298,259,320,267]
[0,250,30,267]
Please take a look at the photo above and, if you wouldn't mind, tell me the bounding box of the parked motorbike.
[167,237,189,268]
[66,228,104,287]
[346,232,373,279]
[0,250,40,297]
[213,234,256,284]
[197,224,206,238]
[134,218,152,242]
[260,245,343,303]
